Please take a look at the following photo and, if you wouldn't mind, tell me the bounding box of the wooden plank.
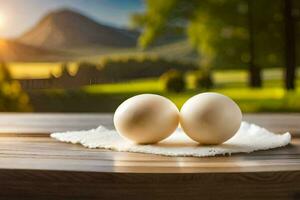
[0,113,113,133]
[0,113,299,199]
[0,130,299,173]
[0,113,298,174]
[0,169,299,200]
[0,113,299,135]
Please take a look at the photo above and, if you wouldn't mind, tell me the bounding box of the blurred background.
[0,0,299,113]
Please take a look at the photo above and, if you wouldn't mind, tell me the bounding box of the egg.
[114,94,179,144]
[180,92,242,145]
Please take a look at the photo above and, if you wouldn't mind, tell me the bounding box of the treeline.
[97,55,197,81]
[63,55,198,84]
[132,0,299,89]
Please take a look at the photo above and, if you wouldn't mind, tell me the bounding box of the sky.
[0,0,144,38]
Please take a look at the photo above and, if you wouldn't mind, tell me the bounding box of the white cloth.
[51,121,291,157]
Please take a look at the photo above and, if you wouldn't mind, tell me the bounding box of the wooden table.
[0,113,299,200]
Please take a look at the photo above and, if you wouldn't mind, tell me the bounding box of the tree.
[247,0,262,87]
[251,0,296,90]
[132,0,260,85]
[283,0,296,90]
[132,0,293,89]
[0,62,31,111]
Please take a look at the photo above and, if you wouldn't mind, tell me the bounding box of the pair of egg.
[113,93,242,145]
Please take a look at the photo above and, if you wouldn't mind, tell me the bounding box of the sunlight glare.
[0,13,5,28]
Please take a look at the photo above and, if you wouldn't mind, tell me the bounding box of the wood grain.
[0,113,299,199]
[0,170,299,200]
[0,135,299,173]
[0,113,299,135]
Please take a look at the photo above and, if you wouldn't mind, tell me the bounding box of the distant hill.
[10,9,197,62]
[18,9,138,50]
[0,39,68,62]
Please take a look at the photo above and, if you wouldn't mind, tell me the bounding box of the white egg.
[180,92,242,145]
[114,94,179,144]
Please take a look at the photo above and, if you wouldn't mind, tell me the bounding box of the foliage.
[194,69,214,89]
[132,0,288,69]
[0,62,31,111]
[60,62,71,77]
[131,0,180,48]
[160,69,186,92]
[97,55,197,82]
[78,62,99,69]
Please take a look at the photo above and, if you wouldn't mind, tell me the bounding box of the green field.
[28,68,300,113]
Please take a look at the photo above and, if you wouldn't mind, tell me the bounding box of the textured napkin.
[51,121,291,157]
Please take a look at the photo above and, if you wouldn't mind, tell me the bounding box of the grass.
[84,78,163,94]
[83,82,300,113]
[28,68,300,113]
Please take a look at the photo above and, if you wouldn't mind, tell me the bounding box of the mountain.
[18,9,138,50]
[0,39,67,62]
